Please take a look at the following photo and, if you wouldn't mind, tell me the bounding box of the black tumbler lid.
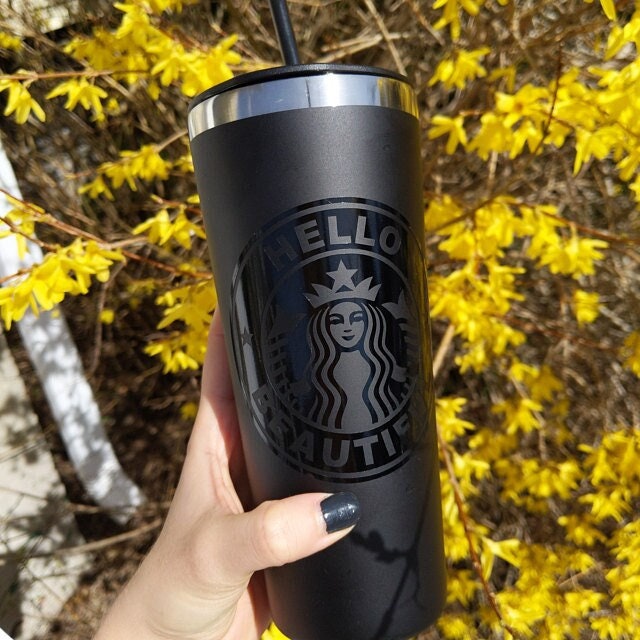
[187,63,418,140]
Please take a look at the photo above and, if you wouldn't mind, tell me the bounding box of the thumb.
[214,492,361,582]
[122,493,361,640]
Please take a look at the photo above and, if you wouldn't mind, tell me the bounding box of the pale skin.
[94,311,355,640]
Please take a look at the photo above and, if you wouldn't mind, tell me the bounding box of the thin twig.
[505,316,619,353]
[120,248,211,280]
[87,261,126,377]
[362,0,406,75]
[432,322,455,380]
[156,128,188,152]
[0,519,162,561]
[403,0,445,45]
[528,44,563,159]
[0,69,146,83]
[540,211,640,247]
[0,214,56,254]
[317,35,387,62]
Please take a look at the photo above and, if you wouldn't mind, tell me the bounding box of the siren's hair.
[307,301,400,429]
[362,304,399,421]
[308,307,347,428]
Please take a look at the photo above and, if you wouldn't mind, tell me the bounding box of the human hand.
[94,311,360,640]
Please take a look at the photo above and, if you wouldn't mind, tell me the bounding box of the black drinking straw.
[269,0,301,65]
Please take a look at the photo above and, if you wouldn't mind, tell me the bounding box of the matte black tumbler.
[188,64,446,640]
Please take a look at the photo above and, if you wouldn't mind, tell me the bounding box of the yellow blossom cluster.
[488,542,603,638]
[0,74,46,124]
[432,0,616,40]
[0,30,23,52]
[46,77,109,122]
[80,144,176,199]
[430,293,637,638]
[423,7,637,635]
[425,195,611,373]
[0,1,222,337]
[429,9,640,204]
[0,195,126,328]
[432,0,509,41]
[145,280,216,373]
[0,0,241,126]
[0,238,124,329]
[133,205,205,250]
[579,428,640,522]
[262,623,290,640]
[0,196,39,258]
[572,289,600,325]
[429,47,490,90]
[63,1,241,100]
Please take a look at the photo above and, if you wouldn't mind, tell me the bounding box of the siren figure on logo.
[302,260,409,434]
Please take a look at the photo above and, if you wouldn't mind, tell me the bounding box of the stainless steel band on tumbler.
[188,72,418,139]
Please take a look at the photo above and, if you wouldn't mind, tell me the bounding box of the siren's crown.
[304,260,380,308]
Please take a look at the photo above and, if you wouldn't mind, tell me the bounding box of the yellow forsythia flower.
[179,401,198,421]
[46,77,108,120]
[145,281,216,373]
[621,330,640,377]
[428,115,468,154]
[536,232,608,279]
[583,0,617,20]
[438,612,477,639]
[133,207,206,249]
[0,31,23,51]
[557,513,607,547]
[79,175,114,200]
[119,145,172,182]
[425,194,464,232]
[145,339,200,373]
[145,0,198,13]
[429,47,490,90]
[0,240,124,329]
[99,309,115,324]
[572,290,600,325]
[0,78,46,124]
[432,0,483,40]
[467,112,514,159]
[436,397,475,442]
[262,623,290,640]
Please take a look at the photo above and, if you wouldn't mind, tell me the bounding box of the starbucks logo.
[230,199,432,481]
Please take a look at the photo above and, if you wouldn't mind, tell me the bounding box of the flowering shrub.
[1,0,638,637]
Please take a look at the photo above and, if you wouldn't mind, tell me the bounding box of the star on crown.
[304,260,381,308]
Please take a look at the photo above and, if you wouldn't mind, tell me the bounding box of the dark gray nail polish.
[321,492,361,533]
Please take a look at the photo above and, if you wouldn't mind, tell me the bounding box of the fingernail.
[321,492,361,534]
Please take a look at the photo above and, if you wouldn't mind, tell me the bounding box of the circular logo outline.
[229,198,431,482]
